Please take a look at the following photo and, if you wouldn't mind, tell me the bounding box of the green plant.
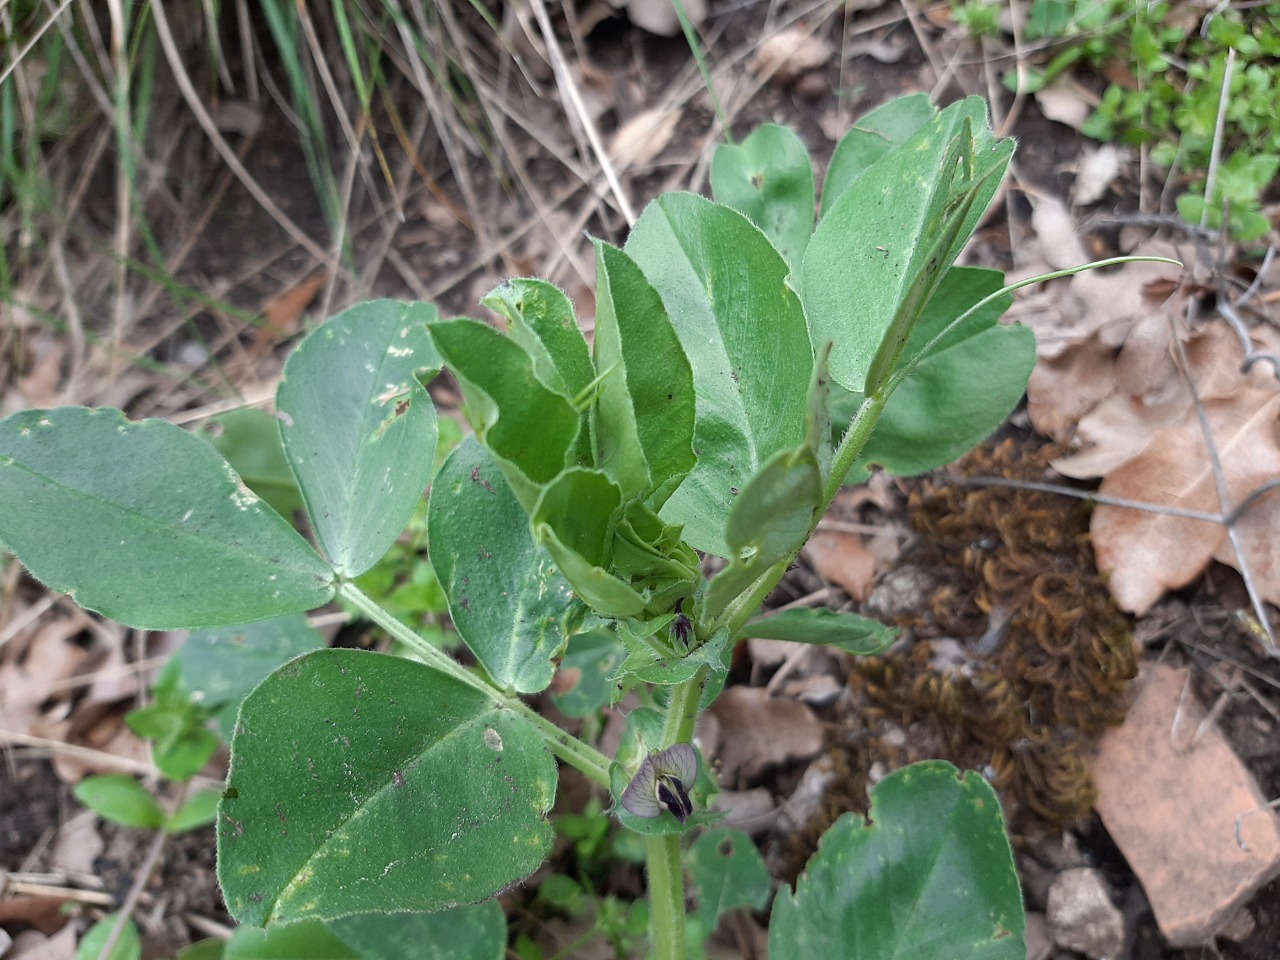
[952,0,1003,39]
[71,660,225,960]
[980,0,1280,240]
[3,94,1049,960]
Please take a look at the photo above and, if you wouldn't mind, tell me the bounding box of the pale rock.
[776,756,836,835]
[712,787,778,837]
[1093,663,1280,945]
[1046,867,1124,959]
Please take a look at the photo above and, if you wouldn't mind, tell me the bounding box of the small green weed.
[957,0,1280,239]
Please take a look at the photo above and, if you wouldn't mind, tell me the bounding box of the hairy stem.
[646,832,687,960]
[338,582,612,787]
[823,389,889,510]
[661,666,707,748]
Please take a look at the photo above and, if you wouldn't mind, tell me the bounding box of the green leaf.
[528,466,649,619]
[277,300,441,578]
[711,124,815,267]
[218,648,556,925]
[483,279,594,402]
[550,628,627,718]
[74,774,165,829]
[688,828,772,929]
[126,659,219,781]
[176,938,227,960]
[705,446,822,618]
[202,408,304,522]
[613,623,729,695]
[329,903,507,960]
[769,761,1025,960]
[223,920,358,960]
[626,193,814,557]
[151,725,219,782]
[77,914,141,960]
[428,437,578,693]
[821,93,936,215]
[537,523,646,619]
[802,98,1013,395]
[0,407,334,629]
[175,614,326,740]
[429,318,580,510]
[591,240,696,507]
[838,267,1035,482]
[168,788,222,833]
[533,467,623,569]
[740,608,895,654]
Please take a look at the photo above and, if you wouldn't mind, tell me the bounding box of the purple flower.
[621,742,698,822]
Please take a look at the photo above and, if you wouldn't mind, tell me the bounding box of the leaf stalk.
[338,582,612,787]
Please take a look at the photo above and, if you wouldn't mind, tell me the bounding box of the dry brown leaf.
[0,612,93,735]
[1050,322,1267,479]
[1027,195,1088,271]
[1213,485,1280,608]
[608,107,679,168]
[251,271,327,356]
[1033,79,1092,131]
[1052,389,1185,479]
[745,637,802,669]
[46,713,150,783]
[1073,144,1125,206]
[50,813,104,876]
[1027,332,1120,440]
[17,335,67,409]
[1065,254,1181,348]
[706,686,824,788]
[1091,391,1280,614]
[0,897,74,936]
[7,923,76,960]
[1021,239,1182,366]
[751,28,832,83]
[803,528,877,599]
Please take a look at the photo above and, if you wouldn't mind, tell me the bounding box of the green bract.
[0,95,1036,960]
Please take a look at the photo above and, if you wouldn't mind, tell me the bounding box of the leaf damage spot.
[231,479,262,510]
[484,727,504,752]
[469,466,495,493]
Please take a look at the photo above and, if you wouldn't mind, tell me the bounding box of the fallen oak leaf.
[1092,391,1280,614]
[250,271,328,358]
[1052,322,1273,480]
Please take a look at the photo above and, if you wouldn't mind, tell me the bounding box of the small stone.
[1092,664,1280,945]
[1046,867,1124,960]
[793,73,828,102]
[1218,905,1257,942]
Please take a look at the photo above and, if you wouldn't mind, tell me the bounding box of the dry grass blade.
[148,0,347,279]
[0,0,75,89]
[529,0,636,225]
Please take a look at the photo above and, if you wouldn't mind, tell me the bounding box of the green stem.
[338,582,612,787]
[639,390,892,960]
[661,666,707,748]
[644,658,710,960]
[823,389,889,510]
[646,832,687,960]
